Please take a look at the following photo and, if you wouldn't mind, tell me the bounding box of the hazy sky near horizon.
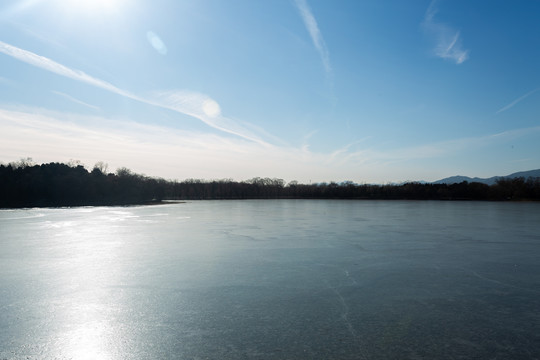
[1,0,539,183]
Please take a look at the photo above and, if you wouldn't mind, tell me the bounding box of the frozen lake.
[1,200,540,359]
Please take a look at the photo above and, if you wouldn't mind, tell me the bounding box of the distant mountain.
[434,169,540,185]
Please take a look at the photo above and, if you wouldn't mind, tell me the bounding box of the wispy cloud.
[52,91,100,111]
[0,76,12,85]
[422,0,469,64]
[148,90,267,145]
[0,40,268,144]
[3,106,538,184]
[355,126,540,164]
[294,0,332,75]
[0,107,342,182]
[496,88,539,114]
[0,40,133,97]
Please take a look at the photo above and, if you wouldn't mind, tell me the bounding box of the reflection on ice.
[108,210,133,215]
[0,212,45,220]
[40,220,76,228]
[145,212,169,217]
[62,319,115,360]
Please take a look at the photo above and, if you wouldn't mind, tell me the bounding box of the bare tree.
[93,161,109,175]
[9,157,34,169]
[67,159,83,168]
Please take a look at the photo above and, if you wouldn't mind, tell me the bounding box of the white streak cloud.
[0,40,133,97]
[148,90,266,145]
[352,126,540,165]
[294,0,331,75]
[0,107,342,182]
[2,106,538,184]
[496,88,539,114]
[0,40,266,143]
[52,90,100,110]
[422,0,469,64]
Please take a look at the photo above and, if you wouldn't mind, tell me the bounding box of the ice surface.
[1,200,539,359]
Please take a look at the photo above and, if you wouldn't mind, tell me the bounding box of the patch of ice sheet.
[0,212,45,220]
[40,220,75,229]
[108,211,133,215]
[72,207,98,213]
[102,210,140,222]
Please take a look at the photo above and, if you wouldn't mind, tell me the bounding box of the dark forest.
[1,160,540,208]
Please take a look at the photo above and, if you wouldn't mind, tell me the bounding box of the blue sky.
[1,0,539,183]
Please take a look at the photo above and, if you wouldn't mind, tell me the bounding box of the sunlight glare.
[147,31,168,55]
[202,99,221,118]
[64,0,126,14]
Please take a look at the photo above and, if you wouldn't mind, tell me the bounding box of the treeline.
[1,160,540,208]
[0,161,167,208]
[167,177,540,201]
